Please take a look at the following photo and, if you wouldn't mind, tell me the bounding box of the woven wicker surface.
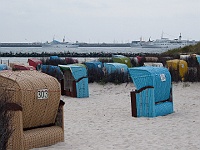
[0,70,61,129]
[6,102,65,150]
[23,126,64,149]
[7,111,24,150]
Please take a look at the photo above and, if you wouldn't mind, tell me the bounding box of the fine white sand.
[33,82,200,150]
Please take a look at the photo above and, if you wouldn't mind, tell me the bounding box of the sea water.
[0,47,169,64]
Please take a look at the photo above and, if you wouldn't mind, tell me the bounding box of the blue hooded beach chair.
[0,64,8,71]
[40,65,64,81]
[104,62,128,75]
[104,62,129,83]
[84,61,104,82]
[59,64,89,98]
[128,66,174,117]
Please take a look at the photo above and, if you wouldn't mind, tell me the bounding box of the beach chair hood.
[59,64,87,81]
[128,66,171,102]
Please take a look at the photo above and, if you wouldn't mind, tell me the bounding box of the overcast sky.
[0,0,200,43]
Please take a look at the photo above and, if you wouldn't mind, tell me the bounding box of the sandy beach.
[33,82,200,150]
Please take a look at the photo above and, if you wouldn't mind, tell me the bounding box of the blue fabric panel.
[0,64,8,70]
[41,65,63,80]
[128,66,171,103]
[50,56,60,60]
[76,78,89,98]
[85,62,95,70]
[104,63,113,74]
[136,88,155,117]
[69,66,87,81]
[85,61,103,70]
[155,101,174,117]
[104,63,128,74]
[59,64,89,98]
[136,90,173,117]
[196,55,200,64]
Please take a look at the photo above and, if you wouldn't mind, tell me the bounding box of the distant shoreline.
[0,43,42,47]
[0,42,131,47]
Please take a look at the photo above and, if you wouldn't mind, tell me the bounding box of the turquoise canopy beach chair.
[104,62,129,83]
[128,66,174,117]
[0,64,8,71]
[84,61,104,82]
[59,64,89,98]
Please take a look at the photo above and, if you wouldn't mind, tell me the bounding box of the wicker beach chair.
[0,70,64,150]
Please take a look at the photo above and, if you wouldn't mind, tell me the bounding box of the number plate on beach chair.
[37,89,48,99]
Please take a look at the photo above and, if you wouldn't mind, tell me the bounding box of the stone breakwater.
[0,51,169,58]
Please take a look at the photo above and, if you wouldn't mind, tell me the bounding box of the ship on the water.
[130,33,198,49]
[42,37,79,48]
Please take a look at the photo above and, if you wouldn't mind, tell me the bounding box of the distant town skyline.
[0,0,200,43]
